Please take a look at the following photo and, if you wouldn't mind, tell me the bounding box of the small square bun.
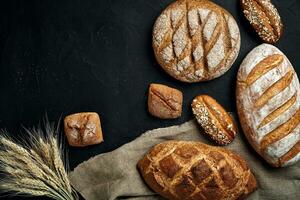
[148,83,183,119]
[64,112,103,147]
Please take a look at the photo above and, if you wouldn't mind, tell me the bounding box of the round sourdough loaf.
[152,0,241,82]
[236,44,300,167]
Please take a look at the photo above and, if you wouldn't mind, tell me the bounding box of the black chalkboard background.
[0,0,299,199]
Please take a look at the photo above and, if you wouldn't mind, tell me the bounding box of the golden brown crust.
[241,0,283,44]
[153,0,240,82]
[279,140,300,165]
[260,108,300,151]
[192,95,237,145]
[254,70,294,108]
[148,83,183,119]
[64,112,103,147]
[258,93,297,128]
[246,54,283,85]
[137,141,257,200]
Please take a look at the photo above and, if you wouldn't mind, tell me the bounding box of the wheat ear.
[0,123,78,200]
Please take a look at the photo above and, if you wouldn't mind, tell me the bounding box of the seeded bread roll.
[153,0,240,82]
[148,83,183,119]
[192,95,237,145]
[241,0,283,43]
[138,140,257,200]
[237,44,300,167]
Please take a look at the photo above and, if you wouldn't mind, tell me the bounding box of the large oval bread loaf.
[237,44,300,167]
[153,0,240,82]
[138,141,257,200]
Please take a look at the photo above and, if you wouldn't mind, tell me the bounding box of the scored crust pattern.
[192,95,237,145]
[138,141,256,200]
[237,44,300,167]
[153,0,240,82]
[241,0,283,44]
[148,83,183,119]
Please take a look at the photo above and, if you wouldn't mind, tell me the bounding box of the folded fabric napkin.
[70,116,300,200]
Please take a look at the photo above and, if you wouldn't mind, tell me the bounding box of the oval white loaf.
[236,44,300,167]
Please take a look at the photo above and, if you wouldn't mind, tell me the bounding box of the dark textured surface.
[0,0,299,199]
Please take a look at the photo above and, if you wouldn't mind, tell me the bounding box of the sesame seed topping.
[192,100,231,145]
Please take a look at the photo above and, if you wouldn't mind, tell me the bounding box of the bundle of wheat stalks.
[0,122,78,200]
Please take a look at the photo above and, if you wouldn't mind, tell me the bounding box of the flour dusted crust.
[138,141,257,200]
[64,112,103,147]
[153,0,241,82]
[236,44,300,167]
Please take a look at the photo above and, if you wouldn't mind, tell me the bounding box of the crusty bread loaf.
[148,83,183,119]
[64,112,103,147]
[192,95,237,145]
[236,44,300,167]
[153,0,240,82]
[241,0,283,44]
[138,140,257,200]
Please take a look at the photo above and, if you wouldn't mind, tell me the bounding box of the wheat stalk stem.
[51,137,72,193]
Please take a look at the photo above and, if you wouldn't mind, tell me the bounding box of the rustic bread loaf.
[153,0,240,82]
[148,83,183,119]
[192,95,237,145]
[64,112,103,147]
[236,44,300,167]
[241,0,283,44]
[138,140,257,200]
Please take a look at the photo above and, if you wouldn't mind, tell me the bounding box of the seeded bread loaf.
[241,0,283,43]
[192,95,237,145]
[138,140,257,200]
[236,44,300,167]
[153,0,240,82]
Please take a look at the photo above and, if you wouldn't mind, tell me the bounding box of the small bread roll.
[192,95,237,145]
[64,112,103,147]
[148,83,183,119]
[241,0,283,43]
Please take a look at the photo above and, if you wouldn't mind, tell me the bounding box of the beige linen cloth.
[70,116,300,200]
